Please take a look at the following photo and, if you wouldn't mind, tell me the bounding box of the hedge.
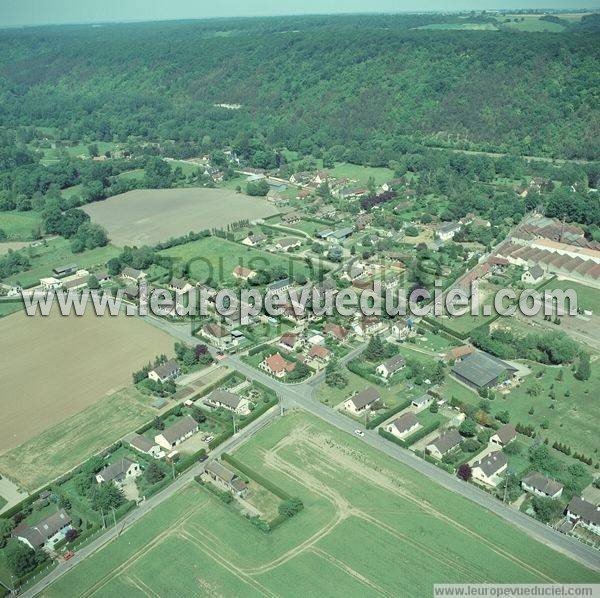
[378,421,441,448]
[366,399,412,429]
[208,428,235,450]
[403,421,442,446]
[248,343,270,356]
[221,453,291,500]
[422,316,469,341]
[239,397,278,430]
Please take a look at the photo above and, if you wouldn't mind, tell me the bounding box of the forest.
[0,14,598,161]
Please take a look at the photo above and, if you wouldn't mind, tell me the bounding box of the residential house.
[121,267,147,282]
[472,452,508,487]
[155,415,199,450]
[260,353,296,378]
[290,171,314,186]
[275,237,302,251]
[344,387,380,415]
[266,278,292,294]
[521,472,564,500]
[205,390,250,415]
[232,266,257,281]
[148,359,180,384]
[386,413,420,440]
[242,233,267,247]
[297,189,312,200]
[279,333,302,352]
[376,355,406,379]
[201,322,233,350]
[521,264,545,285]
[123,285,140,301]
[205,461,248,496]
[308,344,331,365]
[353,317,387,337]
[412,394,434,410]
[566,496,600,535]
[435,222,462,242]
[490,423,517,448]
[126,433,163,459]
[451,352,517,390]
[323,323,348,342]
[12,510,72,550]
[381,178,405,192]
[426,430,463,460]
[95,458,141,487]
[169,277,193,293]
[313,171,330,186]
[281,212,301,225]
[337,186,369,199]
[391,318,413,340]
[95,271,111,284]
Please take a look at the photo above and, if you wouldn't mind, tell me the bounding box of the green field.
[0,211,42,241]
[550,279,600,314]
[160,236,309,287]
[417,22,499,30]
[328,163,395,186]
[1,238,120,288]
[43,412,598,597]
[501,18,566,32]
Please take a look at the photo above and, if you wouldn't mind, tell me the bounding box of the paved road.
[22,407,281,598]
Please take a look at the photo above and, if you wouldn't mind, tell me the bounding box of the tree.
[574,353,591,381]
[246,180,269,196]
[325,359,348,389]
[153,417,165,431]
[0,518,12,549]
[531,496,563,523]
[89,482,125,512]
[457,463,472,481]
[6,541,45,577]
[278,497,304,518]
[459,418,477,438]
[87,143,99,157]
[144,462,165,485]
[87,274,100,290]
[191,406,206,423]
[495,410,510,424]
[65,528,79,542]
[364,335,385,362]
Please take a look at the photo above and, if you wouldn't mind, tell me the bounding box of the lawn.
[42,412,598,597]
[0,386,158,492]
[1,237,120,288]
[0,211,42,241]
[0,306,174,464]
[160,236,309,287]
[82,187,279,247]
[328,162,395,186]
[550,279,600,314]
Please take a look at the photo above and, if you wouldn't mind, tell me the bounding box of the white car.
[354,429,365,438]
[204,435,215,443]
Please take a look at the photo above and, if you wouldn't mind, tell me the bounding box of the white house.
[412,394,434,411]
[490,424,517,448]
[472,452,508,487]
[275,237,302,252]
[376,355,405,379]
[386,413,420,440]
[148,359,181,384]
[205,389,250,415]
[344,387,380,415]
[567,496,600,535]
[155,415,199,450]
[521,264,544,285]
[521,472,564,500]
[435,222,462,242]
[126,433,164,459]
[426,429,462,460]
[95,458,141,487]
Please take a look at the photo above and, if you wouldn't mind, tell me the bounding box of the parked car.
[354,429,364,437]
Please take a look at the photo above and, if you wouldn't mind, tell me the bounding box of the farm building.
[52,263,78,278]
[451,352,517,390]
[266,278,292,293]
[169,277,193,293]
[426,430,462,460]
[148,359,181,384]
[521,472,563,500]
[95,458,141,487]
[121,267,147,282]
[412,394,434,410]
[155,415,199,450]
[344,387,380,415]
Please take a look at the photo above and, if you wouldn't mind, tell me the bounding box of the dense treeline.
[0,16,598,160]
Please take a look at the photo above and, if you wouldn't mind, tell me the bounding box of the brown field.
[0,241,30,255]
[0,307,174,455]
[82,188,279,246]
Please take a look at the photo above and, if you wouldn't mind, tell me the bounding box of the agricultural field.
[327,163,395,186]
[0,210,41,241]
[82,188,279,247]
[43,412,598,597]
[416,22,499,30]
[0,306,174,458]
[1,237,120,288]
[160,236,310,287]
[550,279,600,315]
